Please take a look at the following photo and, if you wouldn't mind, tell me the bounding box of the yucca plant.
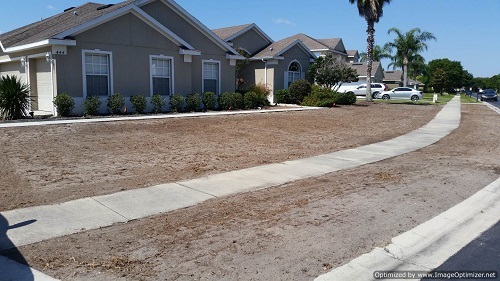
[0,75,31,120]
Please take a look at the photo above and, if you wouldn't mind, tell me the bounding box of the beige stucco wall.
[0,61,27,83]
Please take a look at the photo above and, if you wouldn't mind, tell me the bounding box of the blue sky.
[1,0,498,78]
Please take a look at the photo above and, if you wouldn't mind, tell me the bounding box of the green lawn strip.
[372,93,456,105]
[460,95,481,103]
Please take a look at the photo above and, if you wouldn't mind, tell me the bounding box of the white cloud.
[272,18,295,26]
[47,5,56,10]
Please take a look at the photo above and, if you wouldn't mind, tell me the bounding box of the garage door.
[35,59,53,113]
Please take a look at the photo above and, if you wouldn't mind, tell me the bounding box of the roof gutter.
[0,39,76,53]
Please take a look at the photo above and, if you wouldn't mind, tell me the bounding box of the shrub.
[302,88,337,107]
[53,93,75,117]
[219,92,243,110]
[276,89,291,104]
[130,95,147,114]
[246,83,270,106]
[84,96,101,115]
[336,91,357,105]
[107,93,125,114]
[289,79,312,104]
[0,75,31,120]
[185,93,201,112]
[202,92,216,110]
[243,91,262,109]
[151,94,166,113]
[169,93,184,112]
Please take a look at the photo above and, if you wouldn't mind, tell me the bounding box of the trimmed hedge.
[202,92,216,110]
[289,79,311,104]
[301,86,356,107]
[130,95,147,114]
[219,92,243,110]
[169,93,184,112]
[186,93,201,112]
[53,93,74,117]
[84,96,101,115]
[107,93,125,114]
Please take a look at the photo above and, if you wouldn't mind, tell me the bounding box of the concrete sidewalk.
[1,96,462,280]
[0,106,320,128]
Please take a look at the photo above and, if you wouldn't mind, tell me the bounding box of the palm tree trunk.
[365,20,375,101]
[403,56,408,87]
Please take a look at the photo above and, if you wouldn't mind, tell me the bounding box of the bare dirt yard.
[2,102,499,281]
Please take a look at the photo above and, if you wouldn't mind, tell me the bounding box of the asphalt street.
[423,222,500,281]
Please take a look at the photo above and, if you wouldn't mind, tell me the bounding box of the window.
[83,51,112,96]
[203,61,220,94]
[287,61,302,88]
[150,56,173,96]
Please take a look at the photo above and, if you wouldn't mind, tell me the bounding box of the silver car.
[376,87,423,101]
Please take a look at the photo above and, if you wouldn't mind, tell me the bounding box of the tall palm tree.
[360,44,392,63]
[349,0,391,101]
[387,51,426,80]
[385,28,436,87]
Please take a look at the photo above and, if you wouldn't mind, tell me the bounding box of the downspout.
[262,59,272,103]
[261,59,267,86]
[48,55,56,117]
[23,57,32,112]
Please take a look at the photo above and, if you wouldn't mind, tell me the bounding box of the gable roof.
[317,38,346,54]
[280,34,348,56]
[0,0,241,57]
[282,33,328,51]
[252,37,316,60]
[135,0,240,55]
[212,23,273,45]
[383,70,403,81]
[347,50,359,57]
[0,2,133,50]
[350,62,383,78]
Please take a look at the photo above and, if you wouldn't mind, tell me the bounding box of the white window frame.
[150,55,174,96]
[202,60,221,95]
[82,49,113,97]
[285,60,302,89]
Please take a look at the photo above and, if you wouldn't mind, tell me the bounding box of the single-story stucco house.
[384,70,424,90]
[0,0,244,115]
[213,24,316,103]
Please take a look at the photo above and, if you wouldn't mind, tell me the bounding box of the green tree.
[388,52,426,80]
[307,53,358,90]
[431,68,447,95]
[349,0,391,101]
[426,59,469,93]
[359,44,392,62]
[0,75,31,120]
[385,28,436,87]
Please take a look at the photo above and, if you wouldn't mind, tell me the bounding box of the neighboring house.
[384,70,424,90]
[347,50,360,63]
[383,70,403,89]
[0,0,244,115]
[282,34,349,62]
[343,62,384,87]
[213,24,316,103]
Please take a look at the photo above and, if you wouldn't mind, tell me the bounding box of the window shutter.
[301,72,305,80]
[284,71,289,89]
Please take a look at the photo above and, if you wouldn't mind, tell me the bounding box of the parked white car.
[339,83,388,99]
[375,87,423,101]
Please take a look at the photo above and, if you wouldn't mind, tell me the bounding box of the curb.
[315,177,500,281]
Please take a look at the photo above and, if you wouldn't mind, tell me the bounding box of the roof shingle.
[0,1,133,48]
[212,23,252,41]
